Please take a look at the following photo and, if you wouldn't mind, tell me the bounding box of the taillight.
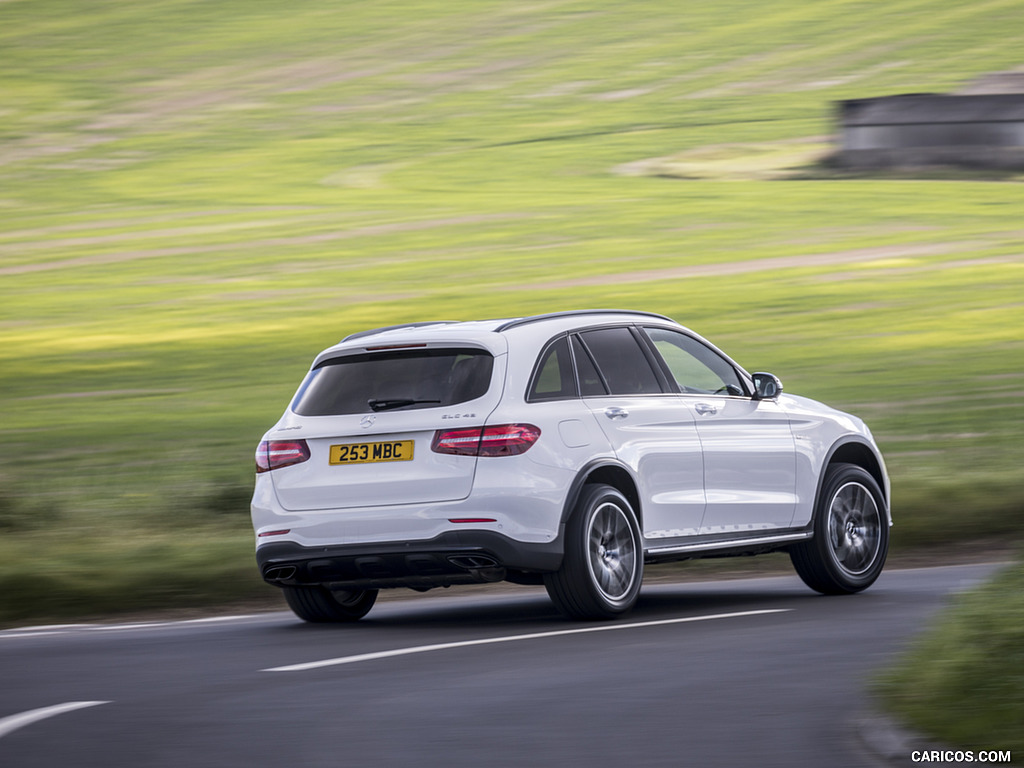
[255,439,311,473]
[431,424,541,457]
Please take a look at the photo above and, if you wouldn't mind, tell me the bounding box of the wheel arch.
[561,459,643,530]
[791,447,891,595]
[819,438,890,523]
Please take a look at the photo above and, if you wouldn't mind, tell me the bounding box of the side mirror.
[752,372,783,400]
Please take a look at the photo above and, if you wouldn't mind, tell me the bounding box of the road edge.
[855,708,990,767]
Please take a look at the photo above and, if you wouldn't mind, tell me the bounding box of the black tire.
[282,585,378,622]
[545,484,643,620]
[790,463,889,595]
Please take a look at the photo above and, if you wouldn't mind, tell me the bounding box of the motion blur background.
[2,0,1023,626]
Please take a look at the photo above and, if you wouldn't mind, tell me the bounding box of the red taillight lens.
[478,424,542,456]
[256,439,311,473]
[431,427,484,456]
[431,424,541,457]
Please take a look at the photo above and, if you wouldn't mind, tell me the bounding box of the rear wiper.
[367,398,441,412]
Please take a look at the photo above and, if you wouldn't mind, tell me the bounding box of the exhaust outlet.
[447,554,500,570]
[264,565,297,583]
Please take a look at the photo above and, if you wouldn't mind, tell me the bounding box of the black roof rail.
[495,309,673,333]
[342,321,461,343]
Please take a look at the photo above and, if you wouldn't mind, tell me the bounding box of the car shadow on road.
[273,574,822,632]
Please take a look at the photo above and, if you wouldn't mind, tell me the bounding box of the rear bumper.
[256,531,564,591]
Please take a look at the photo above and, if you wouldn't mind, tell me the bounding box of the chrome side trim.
[645,531,812,557]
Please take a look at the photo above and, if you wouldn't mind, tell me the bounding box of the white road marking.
[264,608,792,673]
[179,614,265,625]
[0,631,68,640]
[0,701,111,740]
[0,614,267,640]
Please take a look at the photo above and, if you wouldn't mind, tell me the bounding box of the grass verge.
[876,555,1024,754]
[0,531,269,626]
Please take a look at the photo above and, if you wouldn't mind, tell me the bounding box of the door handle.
[604,407,629,420]
[695,403,718,416]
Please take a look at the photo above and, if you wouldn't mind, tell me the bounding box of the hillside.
[1,0,1023,622]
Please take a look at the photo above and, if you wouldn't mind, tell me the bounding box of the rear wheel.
[282,585,378,622]
[790,463,888,594]
[545,484,643,620]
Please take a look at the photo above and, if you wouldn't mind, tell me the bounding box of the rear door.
[642,327,798,533]
[269,344,505,511]
[574,327,706,540]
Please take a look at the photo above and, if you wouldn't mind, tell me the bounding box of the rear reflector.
[258,529,292,538]
[448,518,498,524]
[256,439,311,473]
[432,424,541,457]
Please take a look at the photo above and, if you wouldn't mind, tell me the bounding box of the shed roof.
[839,94,1024,126]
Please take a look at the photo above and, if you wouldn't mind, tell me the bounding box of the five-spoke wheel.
[545,484,643,620]
[791,463,889,594]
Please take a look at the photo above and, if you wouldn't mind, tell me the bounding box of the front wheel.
[282,585,378,622]
[790,463,889,594]
[545,484,643,620]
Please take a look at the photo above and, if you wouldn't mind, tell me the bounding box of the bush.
[876,555,1024,753]
[0,491,62,532]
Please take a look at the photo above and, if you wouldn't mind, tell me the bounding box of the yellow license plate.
[329,440,414,465]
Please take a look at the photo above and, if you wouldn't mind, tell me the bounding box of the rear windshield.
[291,347,494,416]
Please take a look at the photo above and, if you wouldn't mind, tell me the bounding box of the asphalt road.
[0,563,1002,768]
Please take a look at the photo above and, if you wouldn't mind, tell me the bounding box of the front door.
[641,327,798,534]
[687,396,797,533]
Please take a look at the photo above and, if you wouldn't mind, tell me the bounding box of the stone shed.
[835,73,1024,170]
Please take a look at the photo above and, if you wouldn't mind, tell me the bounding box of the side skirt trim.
[645,530,812,559]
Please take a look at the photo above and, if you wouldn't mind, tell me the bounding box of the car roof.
[310,310,682,368]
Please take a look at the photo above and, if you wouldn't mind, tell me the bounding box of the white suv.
[251,310,890,621]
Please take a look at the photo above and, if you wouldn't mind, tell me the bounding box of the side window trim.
[570,332,610,397]
[628,324,674,394]
[636,326,684,394]
[529,324,745,402]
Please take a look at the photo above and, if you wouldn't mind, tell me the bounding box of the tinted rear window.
[292,348,494,416]
[578,327,661,395]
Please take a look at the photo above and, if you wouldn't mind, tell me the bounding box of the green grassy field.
[2,0,1024,625]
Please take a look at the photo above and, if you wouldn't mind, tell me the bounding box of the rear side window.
[578,328,662,395]
[528,336,576,401]
[292,348,493,416]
